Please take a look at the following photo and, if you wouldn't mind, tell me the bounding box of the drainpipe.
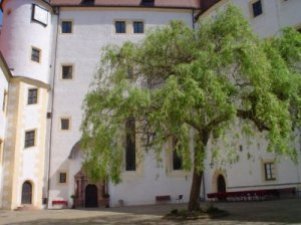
[46,6,60,209]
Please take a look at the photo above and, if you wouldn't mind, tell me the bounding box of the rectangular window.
[125,118,136,171]
[133,21,144,34]
[61,118,70,130]
[61,21,72,33]
[2,90,7,112]
[25,130,35,148]
[62,65,73,79]
[59,172,67,183]
[27,88,38,105]
[264,162,276,181]
[31,47,41,63]
[252,0,263,17]
[172,138,183,170]
[115,21,126,33]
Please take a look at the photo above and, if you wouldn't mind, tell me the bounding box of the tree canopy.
[81,5,301,211]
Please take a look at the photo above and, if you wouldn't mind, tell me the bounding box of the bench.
[207,187,296,202]
[155,195,171,203]
[52,200,68,207]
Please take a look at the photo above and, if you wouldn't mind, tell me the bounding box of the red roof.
[50,0,201,9]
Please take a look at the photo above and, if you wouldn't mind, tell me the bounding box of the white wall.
[49,7,195,206]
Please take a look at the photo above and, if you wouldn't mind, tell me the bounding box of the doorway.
[85,184,98,207]
[217,175,226,193]
[21,181,32,204]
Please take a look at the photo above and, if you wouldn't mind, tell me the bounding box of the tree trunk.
[187,130,208,211]
[188,169,203,211]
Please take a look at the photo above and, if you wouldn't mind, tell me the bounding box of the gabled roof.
[50,0,201,9]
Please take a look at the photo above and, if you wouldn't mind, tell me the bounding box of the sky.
[0,12,2,25]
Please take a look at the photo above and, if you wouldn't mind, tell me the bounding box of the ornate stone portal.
[74,169,108,208]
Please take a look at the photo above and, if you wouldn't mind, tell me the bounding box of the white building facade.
[0,0,300,210]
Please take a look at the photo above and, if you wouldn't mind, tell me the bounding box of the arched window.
[217,175,226,193]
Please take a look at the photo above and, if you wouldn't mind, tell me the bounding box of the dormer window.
[141,0,155,6]
[81,0,95,5]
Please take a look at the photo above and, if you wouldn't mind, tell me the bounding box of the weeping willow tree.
[81,5,301,211]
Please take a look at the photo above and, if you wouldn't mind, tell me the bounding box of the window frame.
[24,129,36,149]
[133,21,144,34]
[125,118,136,171]
[31,46,41,63]
[61,64,73,80]
[61,20,73,34]
[249,0,263,18]
[60,117,71,131]
[115,21,126,34]
[263,162,276,181]
[58,172,67,184]
[27,88,38,105]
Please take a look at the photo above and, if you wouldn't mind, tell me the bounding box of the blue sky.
[0,12,2,25]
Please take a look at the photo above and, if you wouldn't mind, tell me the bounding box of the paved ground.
[1,199,301,225]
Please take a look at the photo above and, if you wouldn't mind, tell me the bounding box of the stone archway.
[21,181,33,204]
[74,169,107,208]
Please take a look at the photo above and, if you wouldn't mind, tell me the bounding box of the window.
[125,118,136,171]
[31,47,41,63]
[61,118,70,130]
[32,4,49,26]
[141,0,154,6]
[133,21,144,34]
[172,138,183,170]
[62,65,73,79]
[61,21,72,33]
[81,0,95,5]
[59,172,67,183]
[264,162,276,181]
[115,21,126,33]
[25,130,35,148]
[251,0,263,17]
[27,88,38,105]
[2,90,7,112]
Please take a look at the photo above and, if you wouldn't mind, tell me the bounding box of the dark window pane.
[252,0,262,17]
[264,162,276,180]
[25,130,35,148]
[172,138,183,170]
[133,21,144,33]
[81,0,95,5]
[115,21,126,33]
[59,173,67,183]
[31,47,40,62]
[62,66,73,79]
[61,118,70,130]
[28,89,38,105]
[125,118,136,171]
[62,21,72,33]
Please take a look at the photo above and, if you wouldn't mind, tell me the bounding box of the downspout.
[46,6,60,209]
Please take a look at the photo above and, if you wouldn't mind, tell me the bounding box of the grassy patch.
[164,204,229,220]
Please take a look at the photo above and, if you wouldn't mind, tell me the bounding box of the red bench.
[207,187,296,201]
[52,200,68,207]
[155,195,171,203]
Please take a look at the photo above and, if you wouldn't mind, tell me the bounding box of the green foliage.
[81,5,301,183]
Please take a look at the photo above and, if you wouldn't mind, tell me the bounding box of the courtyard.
[0,199,301,225]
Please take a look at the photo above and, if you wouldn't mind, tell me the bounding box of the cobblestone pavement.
[1,199,301,225]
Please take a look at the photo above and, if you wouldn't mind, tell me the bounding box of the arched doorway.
[85,184,98,207]
[217,175,226,193]
[21,181,32,204]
